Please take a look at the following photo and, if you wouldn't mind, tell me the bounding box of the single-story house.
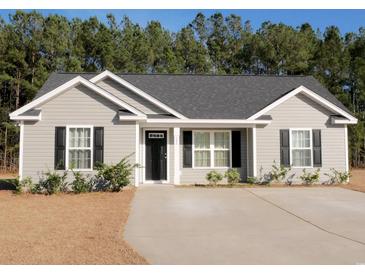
[10,70,358,185]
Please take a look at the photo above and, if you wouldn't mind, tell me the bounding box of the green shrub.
[300,168,320,185]
[70,170,93,194]
[206,170,223,185]
[246,176,257,184]
[21,177,34,192]
[11,177,23,194]
[325,168,351,184]
[270,161,291,183]
[11,176,35,194]
[39,170,68,195]
[224,168,241,185]
[95,155,139,192]
[23,177,46,194]
[30,183,42,194]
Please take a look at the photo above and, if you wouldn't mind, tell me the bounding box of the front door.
[145,130,167,181]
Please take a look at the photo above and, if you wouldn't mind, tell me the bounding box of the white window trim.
[65,125,94,171]
[192,130,232,169]
[289,128,313,169]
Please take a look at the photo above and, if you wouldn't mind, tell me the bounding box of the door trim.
[142,128,170,184]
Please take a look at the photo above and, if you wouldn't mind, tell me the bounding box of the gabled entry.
[145,130,167,181]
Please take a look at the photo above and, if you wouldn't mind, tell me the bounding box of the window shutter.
[280,129,290,167]
[231,131,241,168]
[94,127,104,168]
[312,129,322,167]
[54,127,66,170]
[183,131,192,168]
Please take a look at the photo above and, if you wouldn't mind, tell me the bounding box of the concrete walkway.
[125,186,365,264]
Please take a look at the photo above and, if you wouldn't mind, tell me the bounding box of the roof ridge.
[55,71,311,77]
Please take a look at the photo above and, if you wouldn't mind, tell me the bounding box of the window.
[194,132,211,167]
[193,131,231,168]
[67,126,93,170]
[214,132,230,167]
[148,133,165,139]
[290,129,312,167]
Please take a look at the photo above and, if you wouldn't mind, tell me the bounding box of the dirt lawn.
[0,189,147,264]
[0,172,17,179]
[343,169,365,193]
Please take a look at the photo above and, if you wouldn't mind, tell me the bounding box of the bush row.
[13,156,138,195]
[206,162,350,186]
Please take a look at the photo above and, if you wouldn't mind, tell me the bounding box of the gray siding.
[179,129,247,184]
[256,93,346,183]
[23,84,136,182]
[96,78,167,114]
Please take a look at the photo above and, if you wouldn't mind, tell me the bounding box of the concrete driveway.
[125,186,365,264]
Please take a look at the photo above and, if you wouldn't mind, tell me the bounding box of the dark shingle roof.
[118,110,136,116]
[23,109,41,116]
[35,72,351,119]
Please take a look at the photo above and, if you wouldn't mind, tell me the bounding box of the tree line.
[0,10,364,172]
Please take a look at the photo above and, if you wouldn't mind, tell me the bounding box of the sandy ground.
[0,189,147,264]
[343,169,365,193]
[0,172,17,179]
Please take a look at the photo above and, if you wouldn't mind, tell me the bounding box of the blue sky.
[0,9,364,35]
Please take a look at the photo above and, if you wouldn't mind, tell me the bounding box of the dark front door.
[145,130,167,181]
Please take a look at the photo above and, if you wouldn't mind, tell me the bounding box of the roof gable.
[247,85,357,123]
[10,76,146,119]
[89,71,187,119]
[97,77,169,115]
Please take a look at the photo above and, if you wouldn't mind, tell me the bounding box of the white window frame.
[192,130,232,169]
[289,128,313,168]
[65,125,94,171]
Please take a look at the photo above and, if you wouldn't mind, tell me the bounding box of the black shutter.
[94,127,104,168]
[312,129,322,167]
[183,131,192,168]
[280,129,290,167]
[231,131,241,168]
[54,127,66,170]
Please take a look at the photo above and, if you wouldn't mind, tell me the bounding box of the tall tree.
[206,13,230,73]
[175,26,210,73]
[314,26,350,97]
[225,14,244,73]
[145,21,178,73]
[116,16,149,72]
